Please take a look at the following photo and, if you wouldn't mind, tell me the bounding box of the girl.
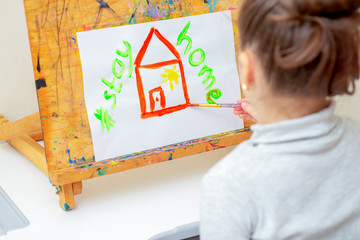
[200,0,360,239]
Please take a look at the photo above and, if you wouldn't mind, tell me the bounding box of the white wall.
[0,1,38,121]
[1,2,359,122]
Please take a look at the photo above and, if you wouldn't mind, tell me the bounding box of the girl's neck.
[254,95,330,125]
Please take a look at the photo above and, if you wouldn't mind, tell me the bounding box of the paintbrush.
[191,103,242,109]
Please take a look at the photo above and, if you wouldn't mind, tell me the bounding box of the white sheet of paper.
[77,11,244,162]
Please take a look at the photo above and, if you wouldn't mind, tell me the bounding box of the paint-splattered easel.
[0,113,83,209]
[19,0,251,211]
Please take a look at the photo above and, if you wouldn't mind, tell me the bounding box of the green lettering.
[94,106,116,133]
[101,77,123,109]
[176,22,192,55]
[206,88,222,104]
[116,40,134,78]
[189,48,206,67]
[198,65,216,90]
[104,91,116,110]
[112,58,125,79]
[101,78,123,93]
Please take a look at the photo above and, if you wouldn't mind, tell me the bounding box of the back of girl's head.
[238,0,360,96]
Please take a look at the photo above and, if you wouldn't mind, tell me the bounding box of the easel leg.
[0,113,47,174]
[57,182,82,211]
[1,113,84,211]
[72,182,83,195]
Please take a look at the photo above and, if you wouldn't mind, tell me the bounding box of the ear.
[238,51,255,89]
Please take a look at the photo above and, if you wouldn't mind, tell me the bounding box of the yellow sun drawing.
[161,65,180,91]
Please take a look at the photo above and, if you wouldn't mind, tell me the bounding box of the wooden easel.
[0,113,82,210]
[19,0,251,211]
[0,111,252,211]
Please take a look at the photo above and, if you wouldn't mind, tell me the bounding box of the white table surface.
[0,140,234,240]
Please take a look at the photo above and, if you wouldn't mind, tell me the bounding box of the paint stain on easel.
[66,149,77,164]
[82,25,92,31]
[64,203,70,210]
[36,78,47,89]
[97,166,108,176]
[204,0,219,13]
[36,56,41,73]
[97,0,110,9]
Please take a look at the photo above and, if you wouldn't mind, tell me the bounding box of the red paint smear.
[153,29,182,59]
[82,25,92,31]
[135,65,147,115]
[135,28,156,66]
[209,142,226,149]
[178,60,190,105]
[140,59,180,69]
[229,7,237,10]
[149,87,166,112]
[142,104,190,119]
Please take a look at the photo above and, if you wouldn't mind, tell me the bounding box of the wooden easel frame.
[15,0,252,211]
[0,113,83,210]
[0,113,251,210]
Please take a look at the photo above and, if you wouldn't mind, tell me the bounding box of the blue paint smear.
[147,6,159,18]
[168,0,173,5]
[71,38,76,44]
[168,153,173,161]
[207,0,219,13]
[64,203,70,210]
[129,12,137,24]
[66,149,77,164]
[147,6,170,18]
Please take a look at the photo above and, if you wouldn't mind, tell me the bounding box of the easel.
[17,0,251,211]
[0,113,82,210]
[0,111,252,210]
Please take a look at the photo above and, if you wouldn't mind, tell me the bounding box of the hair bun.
[282,0,360,19]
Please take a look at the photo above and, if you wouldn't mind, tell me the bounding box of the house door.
[149,87,166,112]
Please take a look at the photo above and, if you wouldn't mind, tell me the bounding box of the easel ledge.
[0,112,253,211]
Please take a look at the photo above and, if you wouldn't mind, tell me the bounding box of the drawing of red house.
[134,27,190,119]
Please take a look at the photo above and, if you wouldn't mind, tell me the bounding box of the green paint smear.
[98,166,108,176]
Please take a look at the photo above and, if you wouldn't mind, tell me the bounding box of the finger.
[237,99,249,105]
[241,103,258,122]
[234,109,246,115]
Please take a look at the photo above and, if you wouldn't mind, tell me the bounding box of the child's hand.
[234,99,258,123]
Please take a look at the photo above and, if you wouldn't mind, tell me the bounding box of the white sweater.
[200,104,360,240]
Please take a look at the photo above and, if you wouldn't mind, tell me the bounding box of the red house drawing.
[134,27,190,119]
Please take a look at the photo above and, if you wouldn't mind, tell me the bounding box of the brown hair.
[238,0,360,96]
